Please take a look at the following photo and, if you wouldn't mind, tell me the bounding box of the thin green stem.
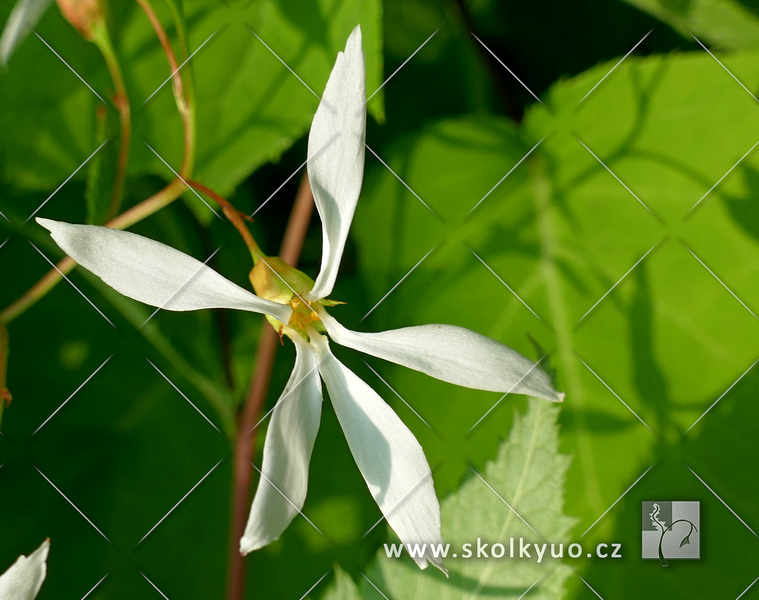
[164,0,190,58]
[136,0,195,174]
[91,24,131,221]
[163,0,196,173]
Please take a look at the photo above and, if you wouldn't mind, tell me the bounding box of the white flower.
[0,539,50,599]
[37,25,563,573]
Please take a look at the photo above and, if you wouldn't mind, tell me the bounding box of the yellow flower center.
[287,296,322,336]
[249,256,340,341]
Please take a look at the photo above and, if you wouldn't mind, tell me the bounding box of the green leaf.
[344,46,759,597]
[127,0,385,194]
[0,3,100,194]
[0,0,383,199]
[322,566,361,600]
[621,0,759,50]
[320,400,575,599]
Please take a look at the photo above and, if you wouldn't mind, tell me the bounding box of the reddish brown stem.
[136,0,195,174]
[0,323,11,427]
[279,174,315,265]
[136,0,182,91]
[187,180,264,260]
[227,174,314,600]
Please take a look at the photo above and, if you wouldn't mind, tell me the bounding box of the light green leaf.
[128,0,384,194]
[621,0,759,50]
[322,566,361,600]
[342,46,759,598]
[320,400,575,599]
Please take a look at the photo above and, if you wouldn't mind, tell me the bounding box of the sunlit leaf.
[320,400,575,599]
[622,0,759,49]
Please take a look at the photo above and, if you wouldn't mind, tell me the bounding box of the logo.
[642,501,700,565]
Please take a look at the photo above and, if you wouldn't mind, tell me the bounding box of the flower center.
[249,256,334,341]
[287,296,322,336]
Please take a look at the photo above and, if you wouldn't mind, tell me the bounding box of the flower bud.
[56,0,105,41]
[249,257,315,305]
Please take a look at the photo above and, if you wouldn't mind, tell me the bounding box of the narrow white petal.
[37,219,291,322]
[311,334,445,572]
[321,311,564,402]
[0,539,50,600]
[240,335,323,554]
[0,0,53,65]
[306,25,366,301]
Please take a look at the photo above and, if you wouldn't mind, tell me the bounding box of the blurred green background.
[1,0,758,598]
